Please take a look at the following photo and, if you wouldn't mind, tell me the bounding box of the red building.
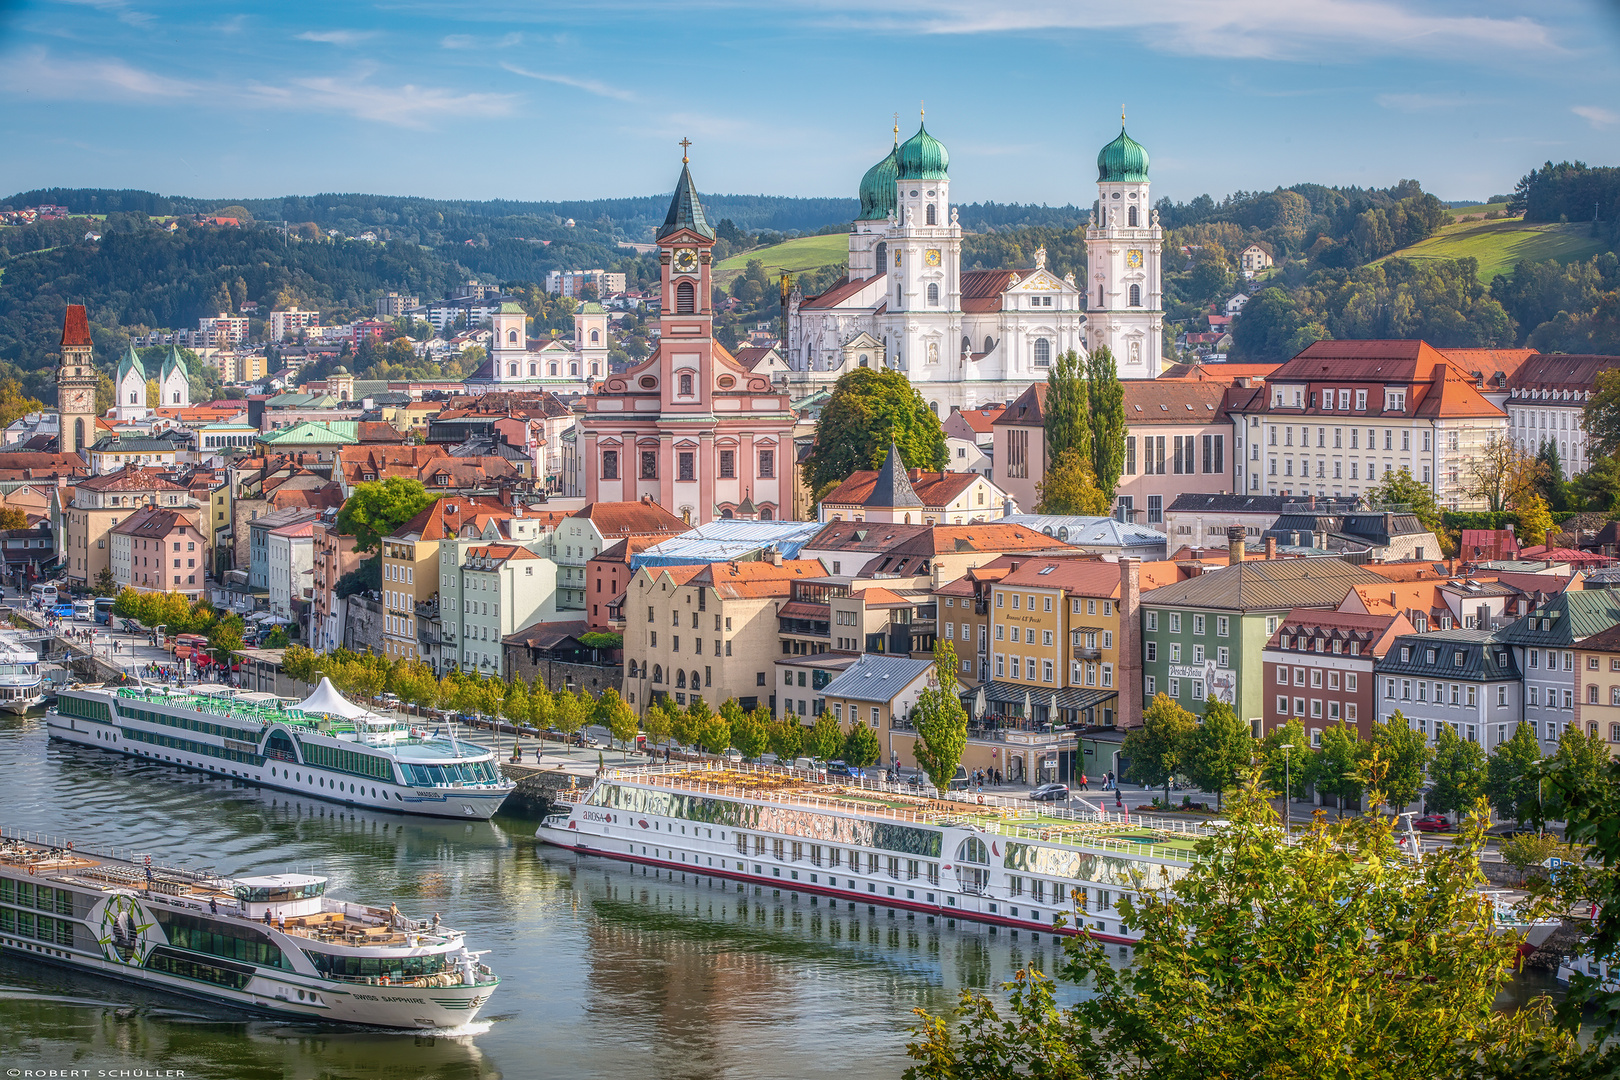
[1261,610,1413,743]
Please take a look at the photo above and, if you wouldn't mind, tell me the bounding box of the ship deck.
[601,763,1212,863]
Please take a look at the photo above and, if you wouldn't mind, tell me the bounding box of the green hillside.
[1446,201,1509,222]
[715,233,847,284]
[1382,216,1608,281]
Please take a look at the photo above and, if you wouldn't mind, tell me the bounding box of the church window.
[719,450,735,478]
[858,354,869,367]
[876,242,887,269]
[676,280,696,314]
[929,401,939,417]
[1128,206,1138,227]
[679,373,693,396]
[759,506,773,520]
[927,283,939,306]
[590,330,599,343]
[549,363,558,376]
[985,336,994,353]
[758,449,775,478]
[679,452,695,481]
[529,363,537,376]
[1098,285,1105,308]
[641,451,658,479]
[1033,338,1051,367]
[591,362,600,376]
[602,450,619,479]
[570,362,579,376]
[926,203,937,225]
[129,392,138,404]
[1129,284,1142,307]
[507,329,518,343]
[509,363,518,377]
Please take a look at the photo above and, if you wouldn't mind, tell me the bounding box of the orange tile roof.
[569,499,689,538]
[1123,380,1232,425]
[953,405,1005,433]
[1339,581,1444,617]
[61,305,92,347]
[694,559,825,598]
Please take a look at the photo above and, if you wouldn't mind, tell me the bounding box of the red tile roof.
[569,499,688,538]
[960,269,1018,313]
[953,405,1005,433]
[61,305,92,347]
[77,465,188,492]
[818,468,983,510]
[801,273,884,310]
[1123,380,1230,425]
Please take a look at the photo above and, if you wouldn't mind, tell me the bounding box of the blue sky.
[1,0,1618,207]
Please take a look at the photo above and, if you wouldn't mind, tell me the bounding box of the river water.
[1,713,1567,1079]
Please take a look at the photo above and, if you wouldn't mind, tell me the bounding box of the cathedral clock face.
[673,249,698,274]
[62,388,93,412]
[925,249,941,267]
[1126,249,1144,269]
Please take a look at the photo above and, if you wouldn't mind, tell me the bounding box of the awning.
[979,681,1117,711]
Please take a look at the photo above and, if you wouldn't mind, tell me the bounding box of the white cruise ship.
[0,630,45,713]
[46,678,513,820]
[0,829,497,1028]
[539,763,1564,950]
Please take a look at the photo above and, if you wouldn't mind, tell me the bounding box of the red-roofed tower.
[58,304,100,458]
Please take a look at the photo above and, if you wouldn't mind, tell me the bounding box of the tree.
[842,722,882,768]
[1043,349,1086,460]
[1543,725,1610,821]
[504,679,530,733]
[1121,692,1197,804]
[1462,432,1544,513]
[1085,345,1127,494]
[804,367,947,495]
[552,688,587,742]
[1584,366,1620,459]
[1426,721,1488,815]
[1184,695,1252,810]
[642,699,674,751]
[281,645,319,684]
[1498,831,1563,880]
[1365,467,1446,550]
[0,507,26,530]
[1515,490,1554,547]
[594,688,637,757]
[768,715,804,761]
[263,626,290,649]
[1370,712,1433,811]
[1571,454,1620,512]
[806,710,843,761]
[1536,439,1571,512]
[1034,448,1112,515]
[335,477,437,553]
[693,699,731,755]
[911,642,969,791]
[91,567,117,597]
[527,677,555,735]
[0,378,44,431]
[729,706,770,760]
[1259,717,1311,804]
[904,778,1583,1078]
[1487,719,1542,824]
[1314,721,1366,817]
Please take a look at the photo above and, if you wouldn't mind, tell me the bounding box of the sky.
[1,0,1619,208]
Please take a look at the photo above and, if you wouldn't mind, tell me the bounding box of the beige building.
[110,505,205,599]
[311,515,360,654]
[62,466,195,588]
[623,558,825,713]
[378,496,510,665]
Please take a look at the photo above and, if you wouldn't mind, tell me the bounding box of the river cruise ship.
[0,828,497,1028]
[538,763,1563,949]
[46,678,513,820]
[0,631,45,713]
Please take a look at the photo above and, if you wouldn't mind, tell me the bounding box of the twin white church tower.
[787,119,1163,412]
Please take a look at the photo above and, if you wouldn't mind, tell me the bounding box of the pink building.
[580,158,793,524]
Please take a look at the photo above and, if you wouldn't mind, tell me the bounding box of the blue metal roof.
[631,520,827,570]
[821,654,934,703]
[998,515,1168,549]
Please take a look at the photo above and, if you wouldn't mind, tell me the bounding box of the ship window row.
[0,879,74,914]
[300,742,396,782]
[122,727,264,766]
[120,706,257,744]
[1002,841,1185,890]
[59,695,114,723]
[732,833,941,883]
[303,948,454,980]
[1007,876,1108,910]
[152,908,290,970]
[0,907,75,945]
[398,760,498,787]
[145,945,254,990]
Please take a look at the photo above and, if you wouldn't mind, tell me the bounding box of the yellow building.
[378,496,508,664]
[1574,622,1620,754]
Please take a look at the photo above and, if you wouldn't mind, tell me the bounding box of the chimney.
[1186,563,1204,578]
[1314,530,1326,549]
[1227,524,1246,564]
[1307,494,1316,509]
[1383,511,1395,535]
[1264,535,1277,560]
[1119,557,1142,728]
[770,547,783,567]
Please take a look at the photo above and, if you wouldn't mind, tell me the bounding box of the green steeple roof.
[116,343,145,384]
[1097,126,1150,183]
[160,345,184,381]
[897,122,948,181]
[657,163,715,241]
[857,139,900,222]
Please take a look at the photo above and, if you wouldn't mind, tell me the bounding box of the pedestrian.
[1114,788,1123,810]
[209,896,218,915]
[1079,773,1089,792]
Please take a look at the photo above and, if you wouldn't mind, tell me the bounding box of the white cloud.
[249,74,519,127]
[1573,105,1619,128]
[502,62,634,101]
[296,30,377,45]
[55,0,154,27]
[0,48,194,99]
[1376,92,1481,112]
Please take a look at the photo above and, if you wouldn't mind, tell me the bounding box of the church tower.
[885,117,960,377]
[115,343,147,422]
[1086,122,1163,378]
[575,302,609,381]
[159,345,190,408]
[57,305,100,457]
[849,124,899,282]
[491,301,528,383]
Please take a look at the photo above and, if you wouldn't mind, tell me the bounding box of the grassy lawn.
[1446,201,1510,222]
[714,233,848,284]
[1382,216,1608,281]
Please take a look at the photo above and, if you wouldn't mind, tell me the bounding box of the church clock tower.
[57,304,99,458]
[1085,122,1163,378]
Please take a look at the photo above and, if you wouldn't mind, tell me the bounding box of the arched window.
[1099,285,1105,308]
[720,508,733,519]
[652,665,663,684]
[1129,283,1142,307]
[903,513,911,525]
[509,363,518,376]
[507,329,518,343]
[129,391,138,404]
[676,280,695,314]
[1033,338,1051,366]
[529,363,537,376]
[1611,722,1620,742]
[759,506,773,520]
[570,362,579,376]
[929,400,939,416]
[926,203,937,225]
[1128,205,1138,227]
[549,363,558,376]
[927,282,939,306]
[591,362,600,376]
[677,669,687,688]
[875,241,887,271]
[858,354,869,367]
[985,336,994,353]
[679,373,693,396]
[590,330,599,343]
[691,670,700,690]
[74,418,84,450]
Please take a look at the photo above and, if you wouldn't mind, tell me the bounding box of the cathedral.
[785,118,1163,414]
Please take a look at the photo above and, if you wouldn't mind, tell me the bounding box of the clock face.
[1126,249,1144,269]
[674,249,698,274]
[925,249,941,267]
[62,389,92,412]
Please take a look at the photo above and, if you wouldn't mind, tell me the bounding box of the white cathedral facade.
[786,120,1163,414]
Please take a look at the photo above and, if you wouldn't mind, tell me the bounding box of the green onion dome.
[857,144,900,221]
[897,122,949,181]
[1097,126,1150,183]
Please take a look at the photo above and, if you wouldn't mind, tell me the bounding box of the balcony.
[1073,646,1101,660]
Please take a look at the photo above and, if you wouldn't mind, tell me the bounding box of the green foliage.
[1366,466,1447,547]
[1314,721,1365,815]
[1042,349,1086,461]
[1370,712,1434,811]
[1543,725,1611,821]
[281,645,319,684]
[729,707,770,760]
[641,699,674,748]
[805,368,948,495]
[1183,695,1253,810]
[1499,831,1563,877]
[1259,717,1311,802]
[262,626,289,649]
[1540,748,1620,1048]
[904,777,1582,1079]
[767,715,804,761]
[806,711,843,761]
[578,631,623,652]
[1034,448,1112,515]
[693,700,731,756]
[911,642,969,791]
[1487,720,1542,824]
[1085,345,1127,494]
[91,568,118,598]
[1571,455,1620,512]
[841,721,882,768]
[336,478,436,553]
[1584,369,1620,460]
[551,688,588,739]
[1121,692,1197,801]
[594,688,637,751]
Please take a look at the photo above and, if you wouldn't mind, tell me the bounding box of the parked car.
[1030,783,1071,802]
[572,733,602,749]
[946,765,970,791]
[1412,815,1452,832]
[824,760,864,779]
[720,747,744,763]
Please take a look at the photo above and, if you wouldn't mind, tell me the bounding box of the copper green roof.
[657,163,715,241]
[1497,590,1620,645]
[857,141,900,221]
[498,301,527,314]
[258,420,359,446]
[1098,126,1149,183]
[580,301,605,313]
[897,122,948,181]
[160,345,185,381]
[117,344,145,384]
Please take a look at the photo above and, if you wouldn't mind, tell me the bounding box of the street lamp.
[1279,744,1294,824]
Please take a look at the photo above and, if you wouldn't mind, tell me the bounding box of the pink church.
[581,155,794,524]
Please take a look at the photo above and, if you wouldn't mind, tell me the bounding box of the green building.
[1139,530,1386,731]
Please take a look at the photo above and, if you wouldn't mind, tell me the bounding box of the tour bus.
[28,583,57,607]
[94,597,116,625]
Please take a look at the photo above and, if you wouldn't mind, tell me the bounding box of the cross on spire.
[920,99,925,120]
[679,137,691,164]
[1121,104,1126,123]
[892,111,899,143]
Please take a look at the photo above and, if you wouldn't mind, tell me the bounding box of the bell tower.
[1086,116,1163,378]
[57,304,99,458]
